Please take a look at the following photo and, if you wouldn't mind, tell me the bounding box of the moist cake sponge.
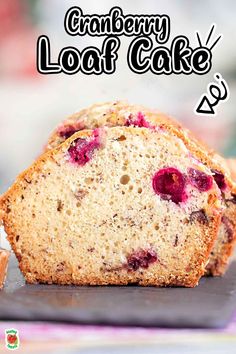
[0,127,222,287]
[46,101,236,276]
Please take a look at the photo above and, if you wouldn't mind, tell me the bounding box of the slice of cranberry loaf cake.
[0,127,222,287]
[45,101,236,276]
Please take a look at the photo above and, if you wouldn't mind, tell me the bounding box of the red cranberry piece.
[68,130,100,166]
[152,167,187,204]
[127,256,140,271]
[211,169,227,191]
[125,112,154,129]
[58,122,83,139]
[59,125,78,139]
[127,249,157,271]
[222,216,234,243]
[188,168,213,192]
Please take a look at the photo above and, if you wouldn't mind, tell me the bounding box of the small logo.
[195,73,229,116]
[5,329,19,350]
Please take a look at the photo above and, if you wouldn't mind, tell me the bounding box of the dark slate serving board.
[0,256,236,328]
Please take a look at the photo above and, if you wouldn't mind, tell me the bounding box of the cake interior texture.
[45,101,236,276]
[0,127,222,287]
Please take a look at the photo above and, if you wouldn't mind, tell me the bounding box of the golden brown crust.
[0,127,222,287]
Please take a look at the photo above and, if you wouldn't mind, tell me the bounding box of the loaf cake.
[46,101,236,276]
[0,249,10,289]
[0,127,222,287]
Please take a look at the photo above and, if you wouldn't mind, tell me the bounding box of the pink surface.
[0,314,236,353]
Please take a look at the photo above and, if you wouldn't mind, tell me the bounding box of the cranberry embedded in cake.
[125,112,154,129]
[58,122,84,139]
[188,168,213,192]
[211,169,227,191]
[126,249,158,271]
[152,167,187,204]
[68,129,101,166]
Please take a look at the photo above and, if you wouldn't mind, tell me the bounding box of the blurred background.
[0,0,236,195]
